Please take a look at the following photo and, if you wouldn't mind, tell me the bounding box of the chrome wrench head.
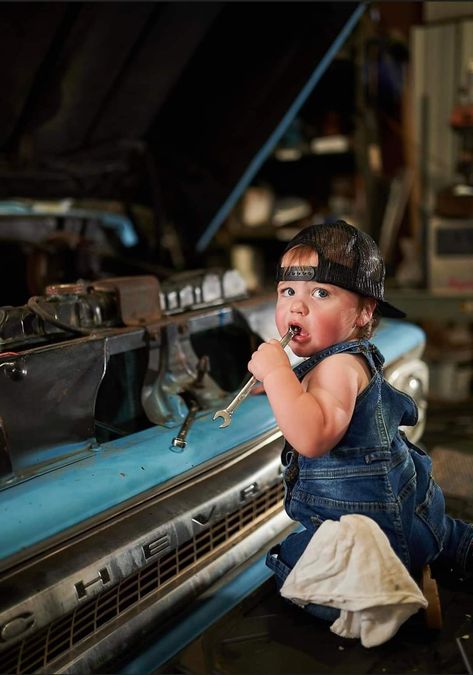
[212,408,232,428]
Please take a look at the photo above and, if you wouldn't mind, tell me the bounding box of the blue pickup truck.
[0,4,439,672]
[0,270,428,674]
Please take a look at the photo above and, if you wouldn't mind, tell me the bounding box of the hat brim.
[376,299,406,319]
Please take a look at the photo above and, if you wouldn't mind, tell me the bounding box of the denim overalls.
[266,338,473,621]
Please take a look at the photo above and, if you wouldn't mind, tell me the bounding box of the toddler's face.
[275,250,372,357]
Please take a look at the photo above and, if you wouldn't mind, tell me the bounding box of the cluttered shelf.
[385,288,473,322]
[385,288,473,404]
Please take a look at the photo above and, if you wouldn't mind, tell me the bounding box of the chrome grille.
[1,481,284,674]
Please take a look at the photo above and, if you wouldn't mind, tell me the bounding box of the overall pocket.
[414,475,447,552]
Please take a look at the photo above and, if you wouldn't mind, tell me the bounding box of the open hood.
[0,2,364,267]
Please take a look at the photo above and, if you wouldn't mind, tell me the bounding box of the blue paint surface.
[0,320,424,562]
[374,319,425,364]
[0,396,277,561]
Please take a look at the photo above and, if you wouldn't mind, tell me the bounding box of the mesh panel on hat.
[280,220,405,318]
[282,221,385,300]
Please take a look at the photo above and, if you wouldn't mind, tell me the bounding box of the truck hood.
[0,2,363,265]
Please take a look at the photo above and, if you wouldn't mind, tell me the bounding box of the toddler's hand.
[250,382,265,395]
[248,340,291,383]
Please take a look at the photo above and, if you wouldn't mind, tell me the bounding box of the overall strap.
[293,339,385,382]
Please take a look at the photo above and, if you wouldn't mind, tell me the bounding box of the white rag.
[280,514,428,647]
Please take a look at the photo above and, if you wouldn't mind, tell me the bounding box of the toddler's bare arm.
[248,345,360,457]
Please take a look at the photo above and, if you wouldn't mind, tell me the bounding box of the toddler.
[248,220,473,621]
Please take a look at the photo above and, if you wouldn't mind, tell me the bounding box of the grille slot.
[1,481,284,674]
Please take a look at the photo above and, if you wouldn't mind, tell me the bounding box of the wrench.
[171,400,199,450]
[213,327,296,428]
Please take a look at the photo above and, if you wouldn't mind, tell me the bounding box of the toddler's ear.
[357,298,377,326]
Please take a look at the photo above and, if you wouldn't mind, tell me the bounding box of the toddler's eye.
[280,286,295,297]
[312,287,329,298]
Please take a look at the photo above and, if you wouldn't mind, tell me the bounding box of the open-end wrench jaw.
[212,326,296,429]
[212,409,232,428]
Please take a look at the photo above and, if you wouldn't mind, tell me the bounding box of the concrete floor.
[163,398,473,674]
